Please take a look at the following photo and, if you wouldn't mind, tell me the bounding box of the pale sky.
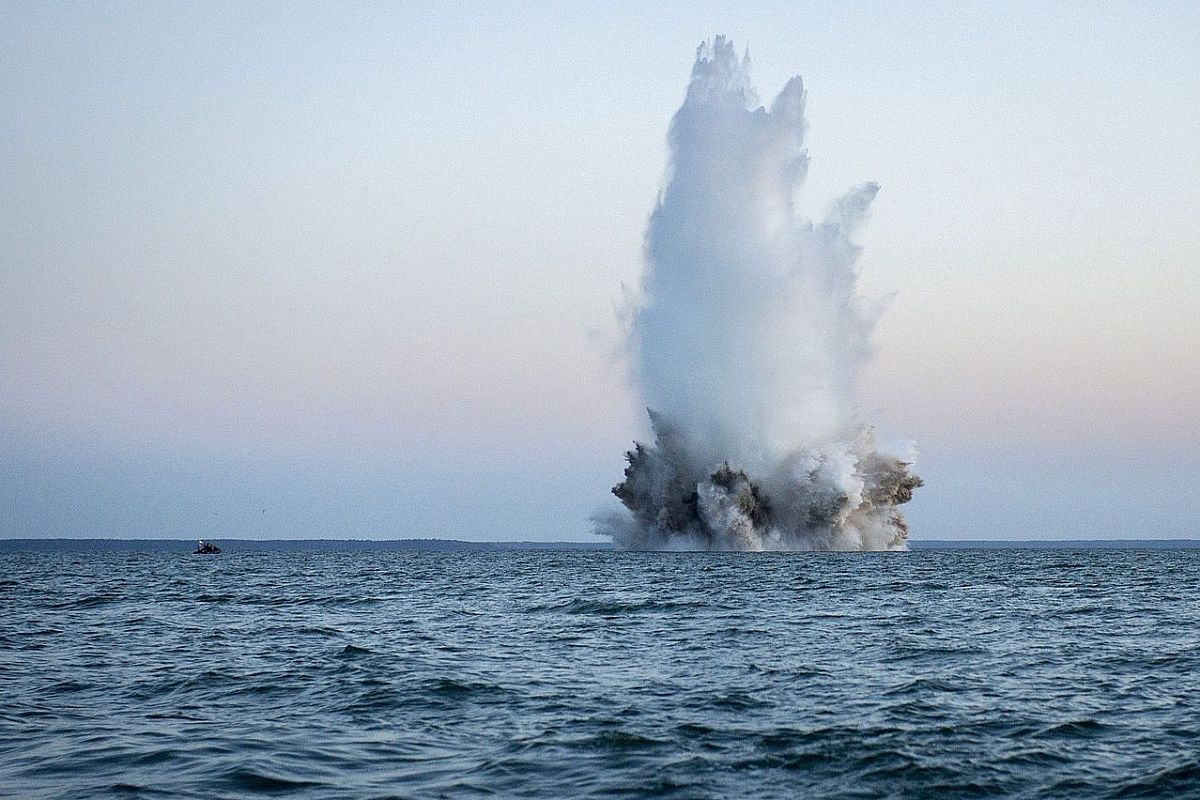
[3,1,1198,540]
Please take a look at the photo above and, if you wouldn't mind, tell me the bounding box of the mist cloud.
[600,36,921,551]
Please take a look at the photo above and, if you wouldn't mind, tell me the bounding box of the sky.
[2,1,1198,541]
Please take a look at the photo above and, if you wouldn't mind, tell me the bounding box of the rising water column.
[601,37,921,551]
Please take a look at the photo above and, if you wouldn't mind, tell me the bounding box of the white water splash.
[601,36,920,551]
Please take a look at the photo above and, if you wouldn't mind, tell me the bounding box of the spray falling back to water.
[601,36,921,551]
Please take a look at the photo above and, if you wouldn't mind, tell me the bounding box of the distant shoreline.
[1,538,1198,552]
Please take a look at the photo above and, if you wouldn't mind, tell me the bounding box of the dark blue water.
[2,549,1198,798]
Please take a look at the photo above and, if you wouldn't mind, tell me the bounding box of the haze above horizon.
[3,2,1198,541]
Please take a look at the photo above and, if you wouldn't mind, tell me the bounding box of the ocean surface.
[2,548,1198,799]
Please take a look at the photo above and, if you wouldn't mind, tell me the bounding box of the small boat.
[193,539,222,555]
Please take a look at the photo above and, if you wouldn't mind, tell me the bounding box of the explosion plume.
[601,36,921,551]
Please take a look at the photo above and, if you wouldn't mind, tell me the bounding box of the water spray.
[600,36,921,551]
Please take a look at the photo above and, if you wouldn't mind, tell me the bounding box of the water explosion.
[601,36,921,551]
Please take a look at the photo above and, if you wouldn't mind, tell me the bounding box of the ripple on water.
[0,548,1198,798]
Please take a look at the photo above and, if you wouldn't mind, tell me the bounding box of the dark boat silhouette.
[193,540,221,555]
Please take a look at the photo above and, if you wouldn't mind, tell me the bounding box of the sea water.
[1,548,1198,798]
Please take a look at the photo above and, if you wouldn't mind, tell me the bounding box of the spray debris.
[600,36,921,551]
